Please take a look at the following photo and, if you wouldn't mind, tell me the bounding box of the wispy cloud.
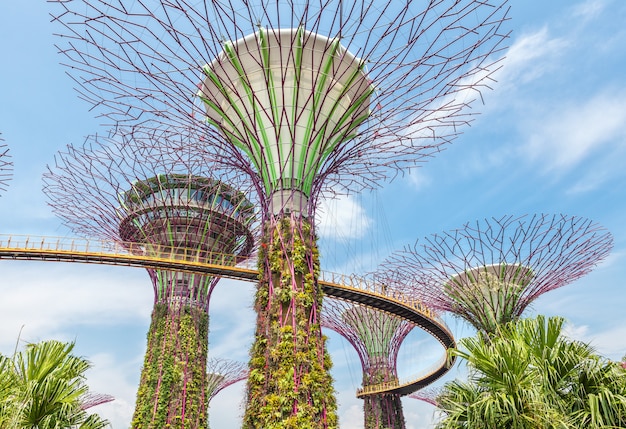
[571,0,607,21]
[522,90,626,172]
[317,194,372,240]
[496,27,569,90]
[0,262,151,350]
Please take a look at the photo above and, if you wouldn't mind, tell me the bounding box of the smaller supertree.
[376,214,613,336]
[409,387,442,408]
[321,298,414,429]
[0,134,12,195]
[43,126,258,429]
[206,358,248,402]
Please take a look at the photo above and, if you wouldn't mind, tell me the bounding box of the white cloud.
[571,0,606,21]
[406,169,432,191]
[522,90,626,172]
[0,261,151,350]
[316,194,372,240]
[495,27,568,92]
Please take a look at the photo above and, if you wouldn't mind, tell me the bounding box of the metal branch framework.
[0,134,13,195]
[49,1,510,427]
[50,0,511,214]
[322,298,414,429]
[206,358,249,403]
[42,126,258,429]
[408,386,441,407]
[376,214,614,335]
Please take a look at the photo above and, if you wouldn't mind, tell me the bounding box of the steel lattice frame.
[408,386,441,407]
[50,1,511,427]
[375,214,614,335]
[206,358,249,403]
[50,0,511,216]
[322,298,414,429]
[0,134,12,195]
[42,126,258,429]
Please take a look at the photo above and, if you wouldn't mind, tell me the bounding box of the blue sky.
[1,1,626,428]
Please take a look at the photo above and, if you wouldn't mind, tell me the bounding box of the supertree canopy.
[206,358,249,403]
[322,298,414,429]
[0,134,12,195]
[50,1,510,427]
[42,127,257,429]
[50,0,511,214]
[408,386,441,407]
[375,214,614,335]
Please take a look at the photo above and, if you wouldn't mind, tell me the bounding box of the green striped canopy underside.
[444,263,535,333]
[199,26,374,199]
[343,306,403,360]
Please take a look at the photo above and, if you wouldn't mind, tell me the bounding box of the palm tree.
[0,340,110,429]
[436,316,626,429]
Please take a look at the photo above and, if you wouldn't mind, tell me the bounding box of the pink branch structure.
[408,386,442,407]
[49,0,511,215]
[0,134,12,195]
[206,358,249,403]
[42,126,258,429]
[49,1,511,427]
[322,298,414,429]
[80,392,115,411]
[375,214,613,335]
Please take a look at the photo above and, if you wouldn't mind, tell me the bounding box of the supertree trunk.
[362,366,405,429]
[133,303,208,429]
[363,393,405,429]
[244,214,337,428]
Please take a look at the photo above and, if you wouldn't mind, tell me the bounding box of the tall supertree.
[0,134,12,195]
[51,1,511,426]
[375,214,613,336]
[42,127,257,429]
[321,298,414,429]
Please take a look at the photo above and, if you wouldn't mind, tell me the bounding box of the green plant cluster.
[0,340,109,429]
[243,216,338,429]
[437,316,626,429]
[132,303,209,429]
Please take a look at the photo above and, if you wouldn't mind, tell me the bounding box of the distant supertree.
[51,1,511,426]
[409,386,442,407]
[0,134,12,195]
[376,214,613,335]
[322,298,414,429]
[206,358,248,403]
[42,127,257,429]
[205,358,248,429]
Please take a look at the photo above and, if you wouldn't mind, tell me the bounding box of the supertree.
[205,358,249,429]
[42,126,257,429]
[321,298,414,429]
[50,1,511,426]
[408,386,441,407]
[375,214,613,336]
[0,134,12,195]
[206,357,249,402]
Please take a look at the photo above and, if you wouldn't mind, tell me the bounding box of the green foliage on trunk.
[132,303,209,429]
[243,216,338,429]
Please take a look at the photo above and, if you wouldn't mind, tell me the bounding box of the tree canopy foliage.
[0,340,109,429]
[436,316,626,429]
